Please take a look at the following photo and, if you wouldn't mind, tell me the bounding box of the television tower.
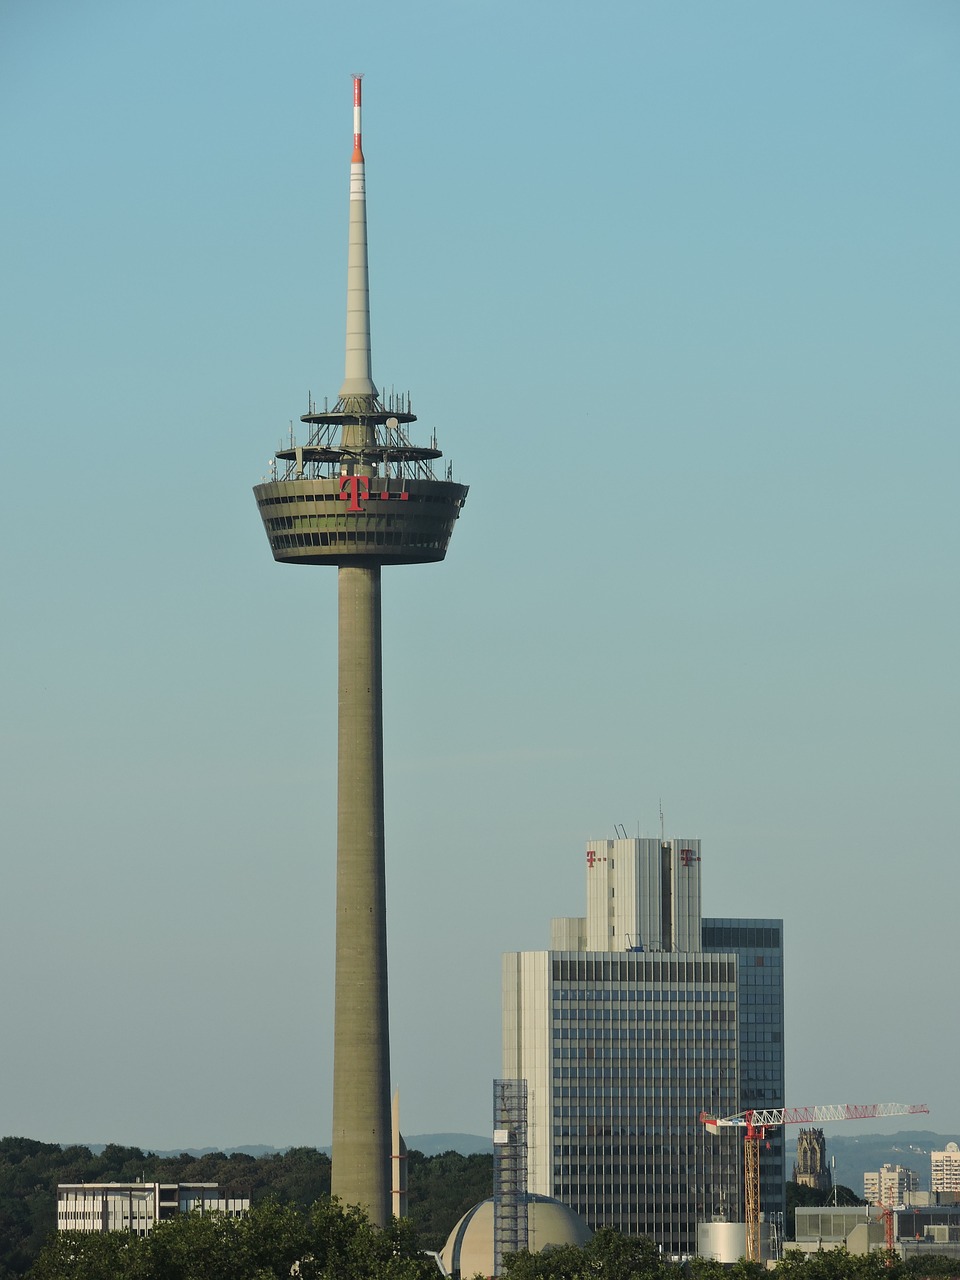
[253,77,468,1225]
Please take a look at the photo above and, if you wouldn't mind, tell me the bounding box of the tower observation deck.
[254,398,466,566]
[253,77,467,1226]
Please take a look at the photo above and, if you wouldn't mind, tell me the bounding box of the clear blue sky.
[1,0,957,1152]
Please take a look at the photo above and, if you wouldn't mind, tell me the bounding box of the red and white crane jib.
[700,1102,929,1137]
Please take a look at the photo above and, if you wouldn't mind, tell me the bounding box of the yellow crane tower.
[700,1102,930,1263]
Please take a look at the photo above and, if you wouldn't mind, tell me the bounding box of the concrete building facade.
[795,1203,960,1261]
[502,836,784,1257]
[57,1183,248,1236]
[932,1143,960,1196]
[864,1164,919,1206]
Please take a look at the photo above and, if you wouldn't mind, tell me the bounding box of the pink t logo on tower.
[339,475,371,511]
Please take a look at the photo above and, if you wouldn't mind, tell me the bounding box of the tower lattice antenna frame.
[493,1080,529,1276]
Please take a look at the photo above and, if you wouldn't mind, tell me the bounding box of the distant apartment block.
[932,1143,960,1196]
[57,1182,249,1236]
[863,1165,919,1207]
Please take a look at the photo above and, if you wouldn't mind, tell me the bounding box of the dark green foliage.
[404,1148,492,1251]
[777,1247,897,1279]
[500,1231,960,1280]
[10,1143,960,1280]
[0,1136,331,1277]
[0,1139,95,1278]
[899,1254,960,1276]
[502,1227,675,1279]
[28,1198,439,1280]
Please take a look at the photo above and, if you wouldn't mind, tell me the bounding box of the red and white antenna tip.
[352,74,364,163]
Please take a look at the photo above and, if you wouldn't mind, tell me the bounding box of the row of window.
[258,489,457,507]
[270,530,448,550]
[270,515,408,532]
[553,1006,737,1020]
[554,1148,722,1166]
[553,986,736,1003]
[553,1087,731,1100]
[556,1043,736,1057]
[552,958,736,983]
[702,925,781,948]
[553,1127,736,1141]
[554,1026,736,1040]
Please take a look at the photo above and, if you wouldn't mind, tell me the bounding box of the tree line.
[504,1231,960,1280]
[28,1204,960,1280]
[0,1137,490,1277]
[5,1140,959,1280]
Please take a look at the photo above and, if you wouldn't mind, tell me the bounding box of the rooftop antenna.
[339,72,378,410]
[659,798,665,843]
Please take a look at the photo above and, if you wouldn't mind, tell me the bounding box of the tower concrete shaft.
[253,76,467,1228]
[332,563,390,1223]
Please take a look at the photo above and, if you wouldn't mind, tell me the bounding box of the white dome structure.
[440,1194,592,1278]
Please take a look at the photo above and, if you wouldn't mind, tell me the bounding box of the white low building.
[57,1182,249,1236]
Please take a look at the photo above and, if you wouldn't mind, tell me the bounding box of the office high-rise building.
[701,916,786,1221]
[253,79,467,1224]
[502,836,784,1256]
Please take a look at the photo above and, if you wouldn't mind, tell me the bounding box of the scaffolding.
[493,1079,528,1276]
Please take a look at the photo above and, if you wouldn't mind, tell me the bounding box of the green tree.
[26,1231,143,1280]
[900,1253,960,1277]
[685,1255,730,1280]
[502,1226,680,1280]
[27,1198,441,1280]
[775,1246,897,1280]
[404,1149,492,1251]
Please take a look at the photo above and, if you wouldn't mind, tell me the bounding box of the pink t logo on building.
[340,475,371,511]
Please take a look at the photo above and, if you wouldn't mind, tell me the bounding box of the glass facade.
[702,917,786,1228]
[546,952,742,1254]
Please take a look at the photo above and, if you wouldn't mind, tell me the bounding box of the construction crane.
[700,1102,930,1264]
[877,1202,895,1255]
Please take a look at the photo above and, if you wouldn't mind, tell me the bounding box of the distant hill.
[81,1134,493,1159]
[82,1143,289,1159]
[80,1130,955,1180]
[802,1130,960,1194]
[406,1133,493,1157]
